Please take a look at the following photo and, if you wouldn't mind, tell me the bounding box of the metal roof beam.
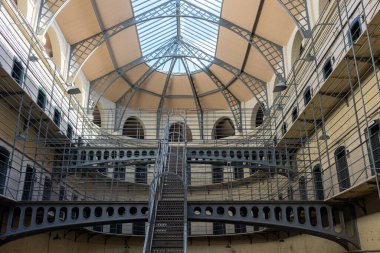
[88,39,269,113]
[156,58,177,138]
[36,0,70,35]
[277,0,312,38]
[67,0,284,82]
[182,58,204,139]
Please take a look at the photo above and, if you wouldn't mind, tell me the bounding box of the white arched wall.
[73,73,90,107]
[46,22,71,76]
[45,27,65,72]
[290,31,303,67]
[15,0,37,25]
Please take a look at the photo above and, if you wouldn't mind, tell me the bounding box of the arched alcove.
[169,122,192,142]
[251,103,265,129]
[45,27,63,72]
[212,117,235,140]
[334,146,351,191]
[92,105,101,128]
[291,31,303,67]
[122,117,145,139]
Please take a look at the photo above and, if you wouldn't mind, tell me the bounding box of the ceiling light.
[66,86,81,95]
[15,134,27,141]
[319,133,330,141]
[304,54,316,62]
[29,55,39,62]
[273,81,287,92]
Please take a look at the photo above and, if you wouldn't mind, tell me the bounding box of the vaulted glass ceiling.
[131,0,223,75]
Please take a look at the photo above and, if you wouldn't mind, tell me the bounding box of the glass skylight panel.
[131,0,223,74]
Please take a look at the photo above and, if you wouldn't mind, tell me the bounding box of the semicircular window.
[131,0,223,75]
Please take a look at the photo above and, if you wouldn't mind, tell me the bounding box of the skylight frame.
[130,0,223,75]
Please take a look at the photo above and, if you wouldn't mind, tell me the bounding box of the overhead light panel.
[273,81,287,92]
[319,133,330,141]
[66,86,81,95]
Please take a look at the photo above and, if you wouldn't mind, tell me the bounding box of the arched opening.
[304,86,312,105]
[169,122,192,142]
[212,117,235,139]
[334,146,351,191]
[282,122,287,136]
[251,103,265,129]
[92,105,101,128]
[292,107,298,122]
[291,31,303,67]
[299,176,307,200]
[45,27,64,72]
[122,117,145,139]
[313,164,324,200]
[0,147,10,194]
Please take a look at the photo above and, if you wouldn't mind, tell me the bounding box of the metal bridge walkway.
[150,146,187,253]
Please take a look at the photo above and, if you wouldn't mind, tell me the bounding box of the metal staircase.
[144,117,188,253]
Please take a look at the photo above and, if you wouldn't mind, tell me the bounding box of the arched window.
[0,147,10,194]
[11,58,25,85]
[256,106,264,127]
[313,164,324,200]
[304,86,312,105]
[37,89,47,109]
[323,58,333,80]
[334,146,351,191]
[212,117,235,139]
[251,103,265,129]
[92,105,101,127]
[53,108,61,127]
[291,31,303,66]
[67,124,73,140]
[299,176,307,200]
[366,121,380,174]
[169,122,192,142]
[123,117,145,139]
[348,16,362,46]
[292,107,298,122]
[22,165,35,201]
[282,122,287,136]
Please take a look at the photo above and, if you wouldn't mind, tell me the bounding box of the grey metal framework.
[67,0,285,82]
[1,0,380,251]
[277,0,312,38]
[0,202,149,244]
[35,0,69,35]
[0,200,359,249]
[70,146,296,175]
[188,201,359,249]
[88,38,267,132]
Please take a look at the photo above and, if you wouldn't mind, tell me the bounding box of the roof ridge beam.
[36,0,70,35]
[277,0,312,38]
